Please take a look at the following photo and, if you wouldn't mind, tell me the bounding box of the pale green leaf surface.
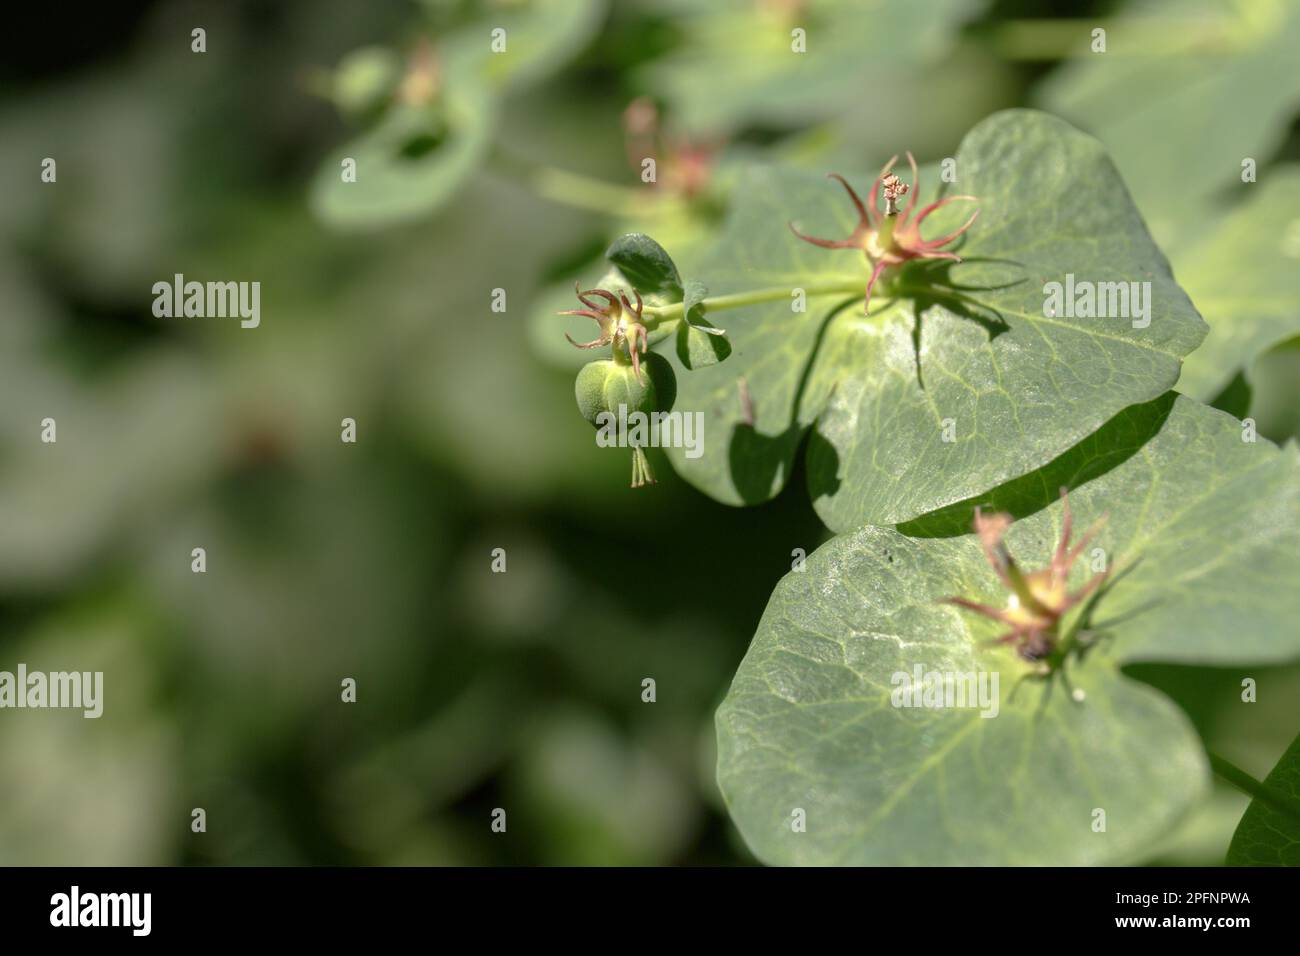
[665,110,1207,530]
[717,396,1300,865]
[607,233,684,301]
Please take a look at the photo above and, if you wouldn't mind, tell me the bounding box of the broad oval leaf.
[664,109,1208,531]
[677,322,732,370]
[606,233,684,302]
[717,395,1300,865]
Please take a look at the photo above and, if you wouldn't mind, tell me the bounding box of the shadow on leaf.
[726,295,856,504]
[897,391,1178,538]
[895,258,1023,390]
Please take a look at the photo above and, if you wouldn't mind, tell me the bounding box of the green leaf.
[716,395,1300,865]
[606,233,684,302]
[440,0,607,92]
[309,88,495,231]
[1226,733,1300,866]
[1171,167,1300,402]
[641,0,979,136]
[664,109,1208,530]
[1037,0,1300,244]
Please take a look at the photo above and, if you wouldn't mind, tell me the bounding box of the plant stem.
[982,17,1238,60]
[1208,751,1300,823]
[528,165,653,217]
[642,275,996,326]
[644,279,863,321]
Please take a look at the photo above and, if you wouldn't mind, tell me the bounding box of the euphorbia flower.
[789,152,979,314]
[559,284,651,380]
[943,490,1109,665]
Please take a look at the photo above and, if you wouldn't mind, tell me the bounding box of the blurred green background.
[1,0,1298,865]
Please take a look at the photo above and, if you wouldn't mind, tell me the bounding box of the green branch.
[639,276,1000,329]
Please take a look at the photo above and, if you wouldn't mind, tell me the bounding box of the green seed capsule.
[574,353,676,428]
[575,353,678,489]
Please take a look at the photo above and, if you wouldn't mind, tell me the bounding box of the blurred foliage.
[0,0,1297,865]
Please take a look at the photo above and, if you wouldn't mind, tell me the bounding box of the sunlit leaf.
[717,395,1300,865]
[662,110,1207,530]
